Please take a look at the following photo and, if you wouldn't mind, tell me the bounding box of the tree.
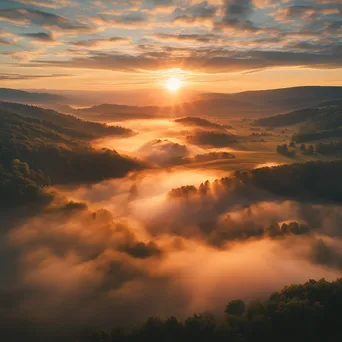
[265,223,281,237]
[300,144,306,152]
[225,300,246,316]
[276,144,296,158]
[308,145,315,154]
[185,314,216,341]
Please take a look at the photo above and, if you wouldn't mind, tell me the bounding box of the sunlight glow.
[166,76,182,92]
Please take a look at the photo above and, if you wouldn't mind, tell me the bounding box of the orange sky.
[0,0,342,94]
[1,67,341,94]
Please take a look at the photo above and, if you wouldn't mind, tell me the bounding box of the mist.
[2,116,342,341]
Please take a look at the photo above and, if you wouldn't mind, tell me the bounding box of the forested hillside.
[0,159,52,208]
[76,278,342,342]
[0,88,66,104]
[171,160,342,204]
[175,117,226,129]
[0,108,143,208]
[254,104,342,145]
[254,105,342,129]
[187,131,237,147]
[238,160,342,203]
[0,102,132,139]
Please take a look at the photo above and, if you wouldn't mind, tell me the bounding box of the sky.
[0,0,342,93]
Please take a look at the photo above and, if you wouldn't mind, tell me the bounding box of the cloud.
[223,0,254,18]
[218,0,259,31]
[0,0,341,76]
[144,0,175,8]
[22,32,55,42]
[91,11,151,28]
[13,0,79,9]
[0,38,11,45]
[0,73,73,80]
[0,8,95,33]
[96,0,142,10]
[172,1,217,23]
[25,47,342,73]
[69,36,129,48]
[138,139,189,165]
[276,5,341,21]
[0,29,18,45]
[153,32,221,42]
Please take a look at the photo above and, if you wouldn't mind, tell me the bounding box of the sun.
[166,76,182,92]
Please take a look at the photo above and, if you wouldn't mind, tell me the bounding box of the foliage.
[0,107,143,208]
[293,127,342,143]
[0,159,51,208]
[175,117,225,129]
[0,101,132,139]
[238,160,342,203]
[254,108,320,127]
[190,152,235,162]
[169,185,198,198]
[276,144,296,157]
[256,105,342,144]
[187,131,237,147]
[315,141,342,155]
[254,105,342,130]
[79,278,342,342]
[170,160,342,204]
[0,109,142,184]
[225,300,246,316]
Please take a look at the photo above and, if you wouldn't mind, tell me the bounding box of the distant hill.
[178,86,342,119]
[0,102,132,139]
[0,108,143,193]
[76,99,263,121]
[317,98,342,108]
[75,86,342,121]
[174,98,264,117]
[0,88,67,104]
[293,127,342,143]
[187,131,237,147]
[255,104,342,128]
[204,86,342,113]
[253,102,342,143]
[254,108,320,127]
[40,103,76,115]
[76,103,159,121]
[4,86,342,121]
[175,117,226,129]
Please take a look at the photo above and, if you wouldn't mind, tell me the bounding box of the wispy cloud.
[0,0,341,83]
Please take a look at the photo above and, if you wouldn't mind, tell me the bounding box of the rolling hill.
[0,102,132,139]
[0,88,67,104]
[254,103,342,143]
[0,105,144,207]
[75,86,342,121]
[175,117,227,129]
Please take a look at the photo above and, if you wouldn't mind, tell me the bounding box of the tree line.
[277,142,342,157]
[0,107,143,208]
[78,278,342,342]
